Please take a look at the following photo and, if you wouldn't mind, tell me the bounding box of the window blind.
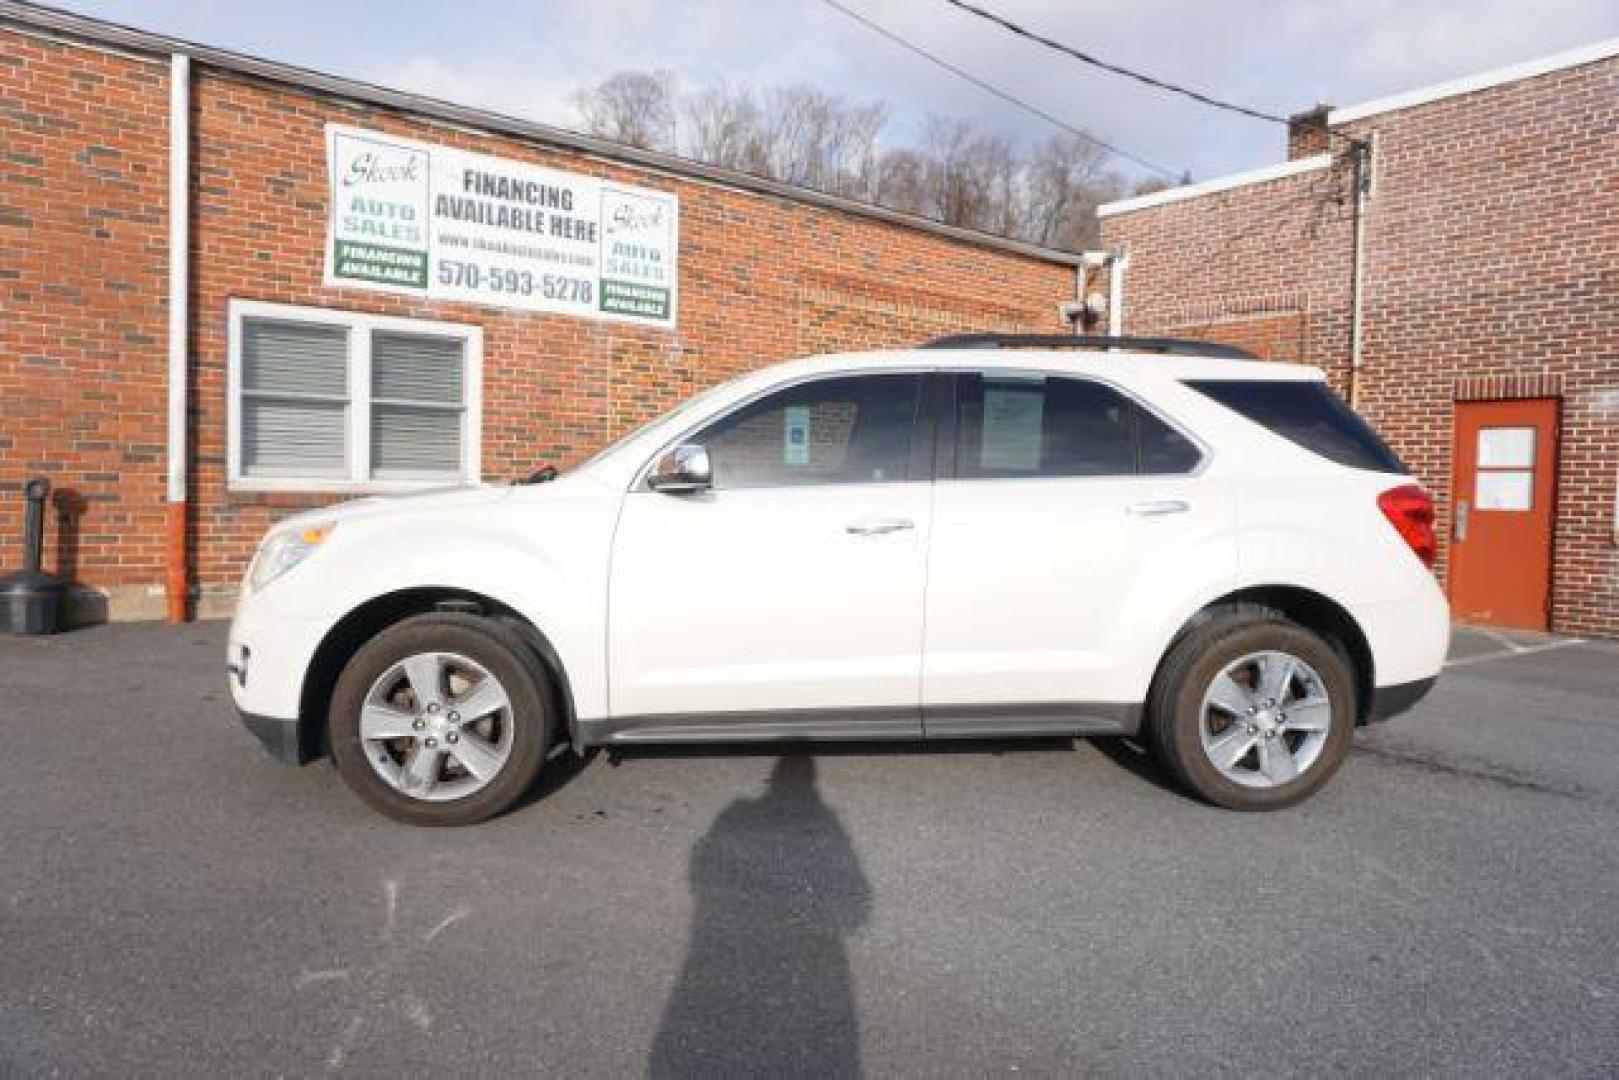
[240,319,348,477]
[370,331,465,478]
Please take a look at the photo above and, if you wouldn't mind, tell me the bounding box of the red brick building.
[1,3,1081,623]
[1097,40,1618,637]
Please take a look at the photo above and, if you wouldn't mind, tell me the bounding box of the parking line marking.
[1472,627,1535,652]
[1445,639,1587,668]
[423,906,470,943]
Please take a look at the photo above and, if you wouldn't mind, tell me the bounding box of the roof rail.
[920,333,1259,360]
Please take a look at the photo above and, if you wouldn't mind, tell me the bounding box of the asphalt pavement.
[2,621,1616,1076]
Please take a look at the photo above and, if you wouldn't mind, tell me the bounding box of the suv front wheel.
[328,613,554,826]
[1146,608,1356,810]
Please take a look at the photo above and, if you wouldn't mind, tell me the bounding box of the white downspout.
[1107,250,1128,336]
[165,53,190,622]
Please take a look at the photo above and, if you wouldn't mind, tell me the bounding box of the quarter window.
[1184,379,1405,474]
[228,301,481,491]
[693,374,922,489]
[953,373,1200,478]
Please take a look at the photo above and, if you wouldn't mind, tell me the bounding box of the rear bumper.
[1364,676,1438,724]
[1354,588,1451,689]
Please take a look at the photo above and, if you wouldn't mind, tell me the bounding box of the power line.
[816,0,1181,179]
[941,0,1288,125]
[941,0,1368,152]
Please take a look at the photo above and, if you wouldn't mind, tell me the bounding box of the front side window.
[693,374,922,489]
[954,373,1200,478]
[229,302,480,490]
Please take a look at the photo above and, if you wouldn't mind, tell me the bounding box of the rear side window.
[954,374,1201,479]
[1137,406,1204,474]
[1184,379,1406,473]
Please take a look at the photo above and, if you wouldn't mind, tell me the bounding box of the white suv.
[228,335,1448,825]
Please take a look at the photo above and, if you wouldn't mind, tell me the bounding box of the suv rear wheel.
[329,613,553,826]
[1146,608,1355,810]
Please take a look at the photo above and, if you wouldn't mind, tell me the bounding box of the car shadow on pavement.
[649,754,871,1078]
[1087,736,1198,802]
[508,745,595,814]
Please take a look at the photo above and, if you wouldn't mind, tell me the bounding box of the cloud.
[384,54,583,130]
[54,0,1619,181]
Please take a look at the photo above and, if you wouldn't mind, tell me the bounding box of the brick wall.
[1,33,171,620]
[1,26,1075,619]
[1106,159,1358,383]
[1103,54,1619,637]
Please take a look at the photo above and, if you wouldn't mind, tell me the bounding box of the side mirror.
[647,443,712,494]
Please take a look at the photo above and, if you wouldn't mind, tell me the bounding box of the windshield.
[573,376,747,473]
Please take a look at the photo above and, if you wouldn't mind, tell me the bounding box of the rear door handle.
[846,517,915,536]
[1127,499,1190,517]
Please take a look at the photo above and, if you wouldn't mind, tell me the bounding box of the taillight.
[1377,484,1437,568]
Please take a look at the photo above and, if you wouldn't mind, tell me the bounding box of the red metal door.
[1448,399,1558,629]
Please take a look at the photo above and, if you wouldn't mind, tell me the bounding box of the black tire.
[329,613,553,826]
[1145,606,1356,811]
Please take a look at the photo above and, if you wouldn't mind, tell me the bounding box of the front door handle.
[1454,499,1470,541]
[846,517,915,536]
[1127,499,1190,517]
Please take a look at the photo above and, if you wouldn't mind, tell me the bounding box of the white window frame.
[227,300,483,493]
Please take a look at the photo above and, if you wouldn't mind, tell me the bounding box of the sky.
[48,0,1619,183]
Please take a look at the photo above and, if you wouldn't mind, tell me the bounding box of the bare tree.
[920,117,1015,233]
[572,70,677,152]
[571,67,1141,252]
[920,116,974,226]
[758,86,828,188]
[1129,169,1193,197]
[828,100,888,201]
[683,85,882,197]
[874,147,929,215]
[986,139,1020,238]
[1023,132,1123,250]
[681,82,760,170]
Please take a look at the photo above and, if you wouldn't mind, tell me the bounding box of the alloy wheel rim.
[360,651,515,802]
[1198,650,1332,789]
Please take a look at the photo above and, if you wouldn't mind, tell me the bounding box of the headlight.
[249,522,336,592]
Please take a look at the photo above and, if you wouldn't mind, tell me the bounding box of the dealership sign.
[324,125,678,328]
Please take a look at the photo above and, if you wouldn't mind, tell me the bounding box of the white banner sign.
[324,125,678,328]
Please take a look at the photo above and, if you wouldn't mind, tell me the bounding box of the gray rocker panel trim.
[923,701,1139,739]
[576,702,1140,748]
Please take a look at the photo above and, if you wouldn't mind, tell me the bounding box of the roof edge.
[0,0,1086,267]
[1096,154,1334,219]
[1328,36,1619,126]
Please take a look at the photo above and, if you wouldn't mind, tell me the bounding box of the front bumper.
[239,710,314,766]
[229,593,328,766]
